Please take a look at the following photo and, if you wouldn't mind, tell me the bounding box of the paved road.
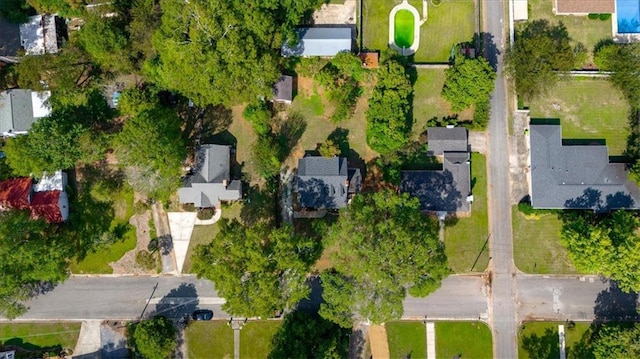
[9,276,228,321]
[482,0,519,357]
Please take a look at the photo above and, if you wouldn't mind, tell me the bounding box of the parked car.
[191,309,213,321]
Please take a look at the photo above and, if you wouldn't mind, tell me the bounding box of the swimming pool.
[617,0,640,33]
[394,10,415,48]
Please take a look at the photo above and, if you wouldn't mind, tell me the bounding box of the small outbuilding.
[273,75,294,104]
[282,27,352,57]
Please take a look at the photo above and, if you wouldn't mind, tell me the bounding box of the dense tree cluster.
[592,323,640,358]
[128,316,177,359]
[506,20,581,101]
[442,56,495,112]
[366,55,413,154]
[319,191,449,327]
[315,52,366,122]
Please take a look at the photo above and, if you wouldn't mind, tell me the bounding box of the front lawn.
[386,321,426,359]
[185,321,233,359]
[0,322,81,357]
[512,206,579,274]
[362,0,477,63]
[239,321,282,358]
[436,321,493,359]
[445,153,489,273]
[529,78,630,156]
[518,321,593,359]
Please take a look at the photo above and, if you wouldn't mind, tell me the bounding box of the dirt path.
[111,211,156,275]
[368,324,390,359]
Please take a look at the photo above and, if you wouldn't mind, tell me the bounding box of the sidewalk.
[368,325,390,359]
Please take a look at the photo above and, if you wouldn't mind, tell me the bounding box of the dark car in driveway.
[191,309,213,321]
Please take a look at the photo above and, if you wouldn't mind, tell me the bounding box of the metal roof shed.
[282,27,352,57]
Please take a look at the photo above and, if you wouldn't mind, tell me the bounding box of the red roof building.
[0,174,68,223]
[31,190,67,223]
[0,177,32,210]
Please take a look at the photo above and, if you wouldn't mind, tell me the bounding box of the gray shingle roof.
[178,144,242,208]
[273,75,293,103]
[401,127,472,213]
[282,27,352,57]
[0,19,21,58]
[0,89,51,134]
[427,127,469,156]
[296,156,356,209]
[530,124,640,212]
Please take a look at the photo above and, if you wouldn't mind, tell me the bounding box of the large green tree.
[592,323,640,359]
[113,106,185,199]
[442,56,496,112]
[366,55,413,154]
[148,0,323,106]
[599,42,640,108]
[129,316,177,359]
[0,210,70,318]
[561,210,640,292]
[78,15,133,73]
[506,20,579,101]
[320,191,449,327]
[193,219,318,318]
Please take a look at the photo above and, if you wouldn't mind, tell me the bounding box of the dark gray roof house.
[273,75,293,104]
[400,127,472,214]
[530,124,640,212]
[295,156,361,209]
[0,19,22,63]
[0,89,52,136]
[282,27,352,57]
[0,15,65,62]
[178,144,242,208]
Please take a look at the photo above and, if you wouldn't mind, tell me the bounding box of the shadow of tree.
[278,111,307,158]
[240,184,277,226]
[296,275,324,313]
[180,102,233,145]
[563,188,635,213]
[594,281,640,321]
[477,32,500,71]
[326,127,366,175]
[520,327,559,359]
[151,283,199,320]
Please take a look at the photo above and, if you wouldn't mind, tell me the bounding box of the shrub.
[243,101,272,136]
[319,139,340,157]
[588,13,599,20]
[599,13,611,20]
[136,250,157,270]
[297,57,329,77]
[471,99,490,130]
[517,201,535,215]
[197,208,215,220]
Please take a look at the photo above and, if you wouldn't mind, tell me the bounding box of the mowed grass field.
[436,322,493,358]
[185,321,234,359]
[362,0,476,62]
[445,153,489,273]
[386,321,426,359]
[239,321,282,358]
[0,322,81,355]
[518,321,593,359]
[529,78,630,156]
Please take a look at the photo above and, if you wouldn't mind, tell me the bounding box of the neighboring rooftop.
[20,14,64,55]
[178,144,242,208]
[0,177,32,210]
[0,89,52,136]
[296,156,360,209]
[530,123,640,212]
[555,0,615,14]
[281,27,352,57]
[0,19,22,60]
[400,127,472,214]
[273,75,293,103]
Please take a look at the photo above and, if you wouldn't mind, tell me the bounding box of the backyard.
[512,206,579,274]
[185,321,234,359]
[529,78,630,156]
[518,321,593,359]
[239,321,282,358]
[445,153,489,273]
[386,321,426,359]
[526,0,612,66]
[362,0,477,62]
[436,322,493,359]
[0,322,81,357]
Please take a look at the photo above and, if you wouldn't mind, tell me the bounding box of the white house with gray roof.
[0,89,51,137]
[281,27,352,57]
[0,14,65,63]
[295,156,361,210]
[178,144,242,208]
[530,123,640,212]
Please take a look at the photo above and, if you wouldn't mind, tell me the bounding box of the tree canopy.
[129,316,177,359]
[442,56,496,112]
[319,190,449,327]
[78,15,133,73]
[592,323,640,359]
[596,42,640,109]
[506,20,579,101]
[193,219,319,318]
[148,0,323,106]
[366,55,413,154]
[561,210,640,292]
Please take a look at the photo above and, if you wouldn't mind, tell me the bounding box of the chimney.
[223,179,228,188]
[344,179,349,187]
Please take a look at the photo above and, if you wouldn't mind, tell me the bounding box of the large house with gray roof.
[400,127,472,215]
[529,123,640,212]
[295,156,361,210]
[281,27,352,57]
[0,89,51,137]
[178,144,242,208]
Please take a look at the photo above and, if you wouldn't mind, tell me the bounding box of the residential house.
[294,156,361,211]
[178,144,242,208]
[273,75,294,104]
[0,89,52,137]
[529,123,640,212]
[554,0,614,15]
[400,127,472,215]
[0,14,66,63]
[0,171,69,223]
[281,27,352,57]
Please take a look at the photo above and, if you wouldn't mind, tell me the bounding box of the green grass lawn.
[386,321,426,359]
[0,322,81,356]
[518,321,593,359]
[363,0,476,62]
[185,321,234,359]
[529,78,630,156]
[512,206,581,274]
[436,322,493,359]
[239,321,282,358]
[527,0,611,66]
[445,153,489,273]
[182,202,242,274]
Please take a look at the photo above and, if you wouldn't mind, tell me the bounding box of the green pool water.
[394,9,414,48]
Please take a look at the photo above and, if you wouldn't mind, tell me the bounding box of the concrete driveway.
[167,212,197,274]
